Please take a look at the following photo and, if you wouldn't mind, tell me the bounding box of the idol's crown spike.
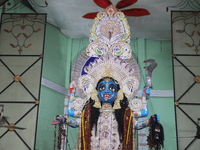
[102,64,114,78]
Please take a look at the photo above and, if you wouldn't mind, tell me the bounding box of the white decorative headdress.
[71,5,140,99]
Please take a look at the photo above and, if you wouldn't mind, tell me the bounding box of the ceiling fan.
[177,126,200,150]
[177,126,200,139]
[0,105,25,130]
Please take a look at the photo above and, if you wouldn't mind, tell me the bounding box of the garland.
[53,123,72,150]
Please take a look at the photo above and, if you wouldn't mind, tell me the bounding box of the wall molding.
[41,77,68,95]
[41,77,174,97]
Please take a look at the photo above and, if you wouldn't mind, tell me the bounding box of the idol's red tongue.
[103,94,111,98]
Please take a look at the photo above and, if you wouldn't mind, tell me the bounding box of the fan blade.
[0,124,26,130]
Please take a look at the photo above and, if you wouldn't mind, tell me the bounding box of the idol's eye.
[99,86,105,91]
[109,86,117,92]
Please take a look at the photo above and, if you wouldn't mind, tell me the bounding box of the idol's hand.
[150,114,160,123]
[69,81,76,95]
[54,115,66,123]
[142,87,150,98]
[51,115,66,125]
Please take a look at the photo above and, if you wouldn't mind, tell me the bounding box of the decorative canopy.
[28,0,199,40]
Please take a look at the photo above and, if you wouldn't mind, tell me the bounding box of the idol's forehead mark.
[99,78,118,86]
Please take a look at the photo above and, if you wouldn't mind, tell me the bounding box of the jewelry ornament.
[113,89,124,109]
[91,89,101,108]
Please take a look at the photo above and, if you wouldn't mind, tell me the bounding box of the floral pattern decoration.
[83,0,150,19]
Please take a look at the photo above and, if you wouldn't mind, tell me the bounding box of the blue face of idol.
[97,79,119,105]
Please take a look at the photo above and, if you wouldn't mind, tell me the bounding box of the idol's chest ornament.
[99,103,115,115]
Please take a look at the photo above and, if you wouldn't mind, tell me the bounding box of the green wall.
[35,23,69,150]
[0,2,177,150]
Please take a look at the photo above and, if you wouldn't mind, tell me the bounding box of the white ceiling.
[31,0,199,40]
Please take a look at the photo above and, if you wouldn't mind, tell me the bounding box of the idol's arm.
[135,115,160,130]
[54,115,80,128]
[136,87,151,117]
[68,82,80,117]
[65,118,80,128]
[68,98,82,118]
[67,81,88,118]
[135,119,149,129]
[133,96,148,117]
